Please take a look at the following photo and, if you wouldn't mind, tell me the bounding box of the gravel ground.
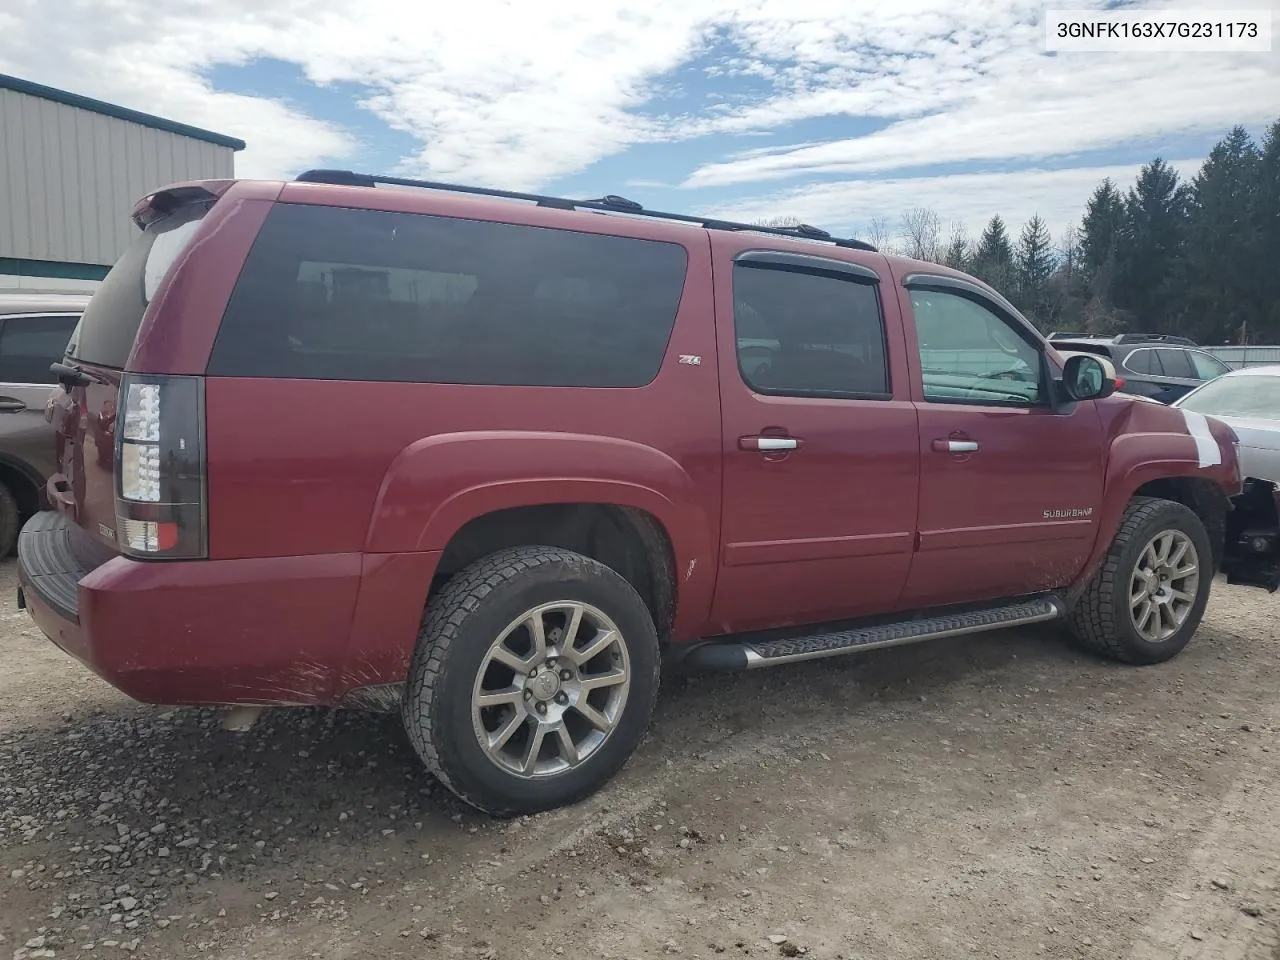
[1,556,1279,960]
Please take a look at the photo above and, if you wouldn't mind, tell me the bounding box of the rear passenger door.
[1153,348,1199,402]
[711,238,920,633]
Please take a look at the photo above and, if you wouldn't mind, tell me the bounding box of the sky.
[1,0,1276,251]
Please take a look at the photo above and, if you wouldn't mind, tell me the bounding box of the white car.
[1173,364,1280,484]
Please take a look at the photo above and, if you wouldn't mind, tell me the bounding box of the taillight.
[115,373,207,559]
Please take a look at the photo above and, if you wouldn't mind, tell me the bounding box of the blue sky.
[2,0,1276,249]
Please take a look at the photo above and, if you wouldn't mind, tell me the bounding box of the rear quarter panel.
[198,210,723,694]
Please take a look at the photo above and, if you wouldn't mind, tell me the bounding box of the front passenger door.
[899,276,1106,608]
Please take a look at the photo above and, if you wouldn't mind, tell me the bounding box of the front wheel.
[1069,497,1213,665]
[402,546,660,816]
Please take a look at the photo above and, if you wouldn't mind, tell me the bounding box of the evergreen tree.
[1047,226,1090,332]
[1256,119,1280,343]
[1079,179,1127,312]
[1016,214,1055,326]
[1178,126,1261,344]
[942,222,971,270]
[1116,158,1190,332]
[971,215,1015,292]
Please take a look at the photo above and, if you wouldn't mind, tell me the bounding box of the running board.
[684,594,1066,672]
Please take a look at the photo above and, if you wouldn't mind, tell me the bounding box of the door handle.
[740,435,800,452]
[0,397,26,413]
[932,438,978,453]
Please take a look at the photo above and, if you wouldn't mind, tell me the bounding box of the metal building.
[0,74,245,293]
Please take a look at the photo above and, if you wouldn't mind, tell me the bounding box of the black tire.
[1068,497,1213,665]
[402,545,661,817]
[0,482,19,558]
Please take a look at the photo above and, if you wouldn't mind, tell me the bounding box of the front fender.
[1072,408,1240,593]
[364,428,715,584]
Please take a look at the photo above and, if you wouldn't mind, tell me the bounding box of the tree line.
[758,116,1280,345]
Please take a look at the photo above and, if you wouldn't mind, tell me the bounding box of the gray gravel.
[2,560,1280,959]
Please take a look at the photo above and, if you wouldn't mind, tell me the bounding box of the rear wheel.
[1069,497,1212,665]
[402,546,660,816]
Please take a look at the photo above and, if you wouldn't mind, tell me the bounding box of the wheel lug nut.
[560,670,572,681]
[523,689,532,700]
[536,702,547,715]
[555,692,568,704]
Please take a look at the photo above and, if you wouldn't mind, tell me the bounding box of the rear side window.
[1124,349,1158,375]
[67,204,208,369]
[207,204,690,387]
[732,262,888,398]
[1156,348,1194,379]
[0,315,79,383]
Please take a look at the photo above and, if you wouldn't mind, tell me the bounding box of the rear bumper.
[16,510,390,706]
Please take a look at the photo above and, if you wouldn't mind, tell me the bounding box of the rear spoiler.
[131,181,235,230]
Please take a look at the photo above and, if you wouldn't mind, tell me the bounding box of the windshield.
[1177,373,1280,421]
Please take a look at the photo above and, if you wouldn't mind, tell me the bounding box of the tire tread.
[402,545,659,816]
[1069,497,1208,664]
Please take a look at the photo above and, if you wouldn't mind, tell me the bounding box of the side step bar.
[684,594,1066,672]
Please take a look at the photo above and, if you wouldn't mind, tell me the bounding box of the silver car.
[1173,364,1280,484]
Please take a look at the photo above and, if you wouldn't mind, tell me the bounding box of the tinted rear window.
[67,205,207,369]
[1156,348,1195,379]
[1124,349,1157,375]
[207,204,690,387]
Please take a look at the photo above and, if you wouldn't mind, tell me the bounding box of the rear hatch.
[52,188,214,560]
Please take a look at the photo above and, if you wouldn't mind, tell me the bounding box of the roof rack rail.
[1113,333,1198,346]
[293,169,878,252]
[1047,331,1096,340]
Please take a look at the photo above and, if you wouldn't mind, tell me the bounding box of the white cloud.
[0,0,1273,193]
[699,160,1206,245]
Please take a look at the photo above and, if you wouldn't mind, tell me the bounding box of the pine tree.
[1117,158,1190,332]
[1015,215,1055,326]
[1256,118,1280,343]
[971,215,1015,292]
[1079,179,1127,315]
[1178,126,1261,344]
[942,222,971,270]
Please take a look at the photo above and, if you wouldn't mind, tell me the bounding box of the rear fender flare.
[363,431,716,625]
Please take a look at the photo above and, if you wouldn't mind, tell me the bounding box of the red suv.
[17,171,1280,816]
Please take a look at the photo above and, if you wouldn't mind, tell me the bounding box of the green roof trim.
[0,74,246,151]
[0,258,111,281]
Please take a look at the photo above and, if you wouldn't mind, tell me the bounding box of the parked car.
[1046,332,1231,404]
[0,293,87,555]
[16,171,1280,816]
[1174,364,1280,484]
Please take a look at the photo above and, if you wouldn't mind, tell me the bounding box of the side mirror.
[1061,354,1118,401]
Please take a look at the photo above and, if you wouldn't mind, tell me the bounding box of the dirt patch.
[2,558,1278,959]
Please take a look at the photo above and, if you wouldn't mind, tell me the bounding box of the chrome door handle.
[933,439,978,453]
[740,436,800,452]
